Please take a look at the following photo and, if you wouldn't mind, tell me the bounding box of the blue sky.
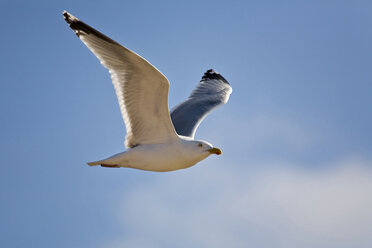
[1,0,372,247]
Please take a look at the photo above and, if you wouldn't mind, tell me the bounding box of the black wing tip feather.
[62,11,117,45]
[62,11,74,24]
[63,11,82,32]
[202,69,230,85]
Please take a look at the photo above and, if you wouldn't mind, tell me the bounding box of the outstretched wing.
[170,69,232,138]
[63,11,178,148]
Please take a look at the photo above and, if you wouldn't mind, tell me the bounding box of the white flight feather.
[75,27,178,148]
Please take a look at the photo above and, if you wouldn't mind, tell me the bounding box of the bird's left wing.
[170,69,232,138]
[63,11,178,148]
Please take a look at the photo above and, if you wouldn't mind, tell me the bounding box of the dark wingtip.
[201,69,230,85]
[62,11,118,44]
[62,11,82,36]
[62,11,76,25]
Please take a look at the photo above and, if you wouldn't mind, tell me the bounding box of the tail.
[87,160,103,166]
[87,161,119,167]
[87,151,127,167]
[87,159,117,166]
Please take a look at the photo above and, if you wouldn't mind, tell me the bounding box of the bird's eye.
[198,143,203,147]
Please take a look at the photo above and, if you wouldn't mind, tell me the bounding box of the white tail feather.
[87,161,104,166]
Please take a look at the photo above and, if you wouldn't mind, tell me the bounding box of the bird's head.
[191,140,222,156]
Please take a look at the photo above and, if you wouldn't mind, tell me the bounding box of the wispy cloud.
[101,157,372,248]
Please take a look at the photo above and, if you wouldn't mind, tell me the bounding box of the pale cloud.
[101,157,372,248]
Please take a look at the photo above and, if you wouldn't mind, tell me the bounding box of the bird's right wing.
[170,70,232,138]
[63,12,178,148]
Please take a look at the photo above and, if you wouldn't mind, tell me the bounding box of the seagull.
[63,11,232,172]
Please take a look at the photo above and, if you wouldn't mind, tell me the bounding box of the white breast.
[118,141,210,172]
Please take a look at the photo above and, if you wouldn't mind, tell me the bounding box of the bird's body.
[88,137,215,172]
[63,11,231,172]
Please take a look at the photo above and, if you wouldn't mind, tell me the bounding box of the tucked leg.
[101,164,119,168]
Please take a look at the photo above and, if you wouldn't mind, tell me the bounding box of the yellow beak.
[208,147,222,155]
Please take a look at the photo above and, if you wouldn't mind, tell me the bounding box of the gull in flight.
[63,11,232,172]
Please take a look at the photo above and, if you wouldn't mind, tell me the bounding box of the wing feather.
[63,11,178,147]
[170,69,232,138]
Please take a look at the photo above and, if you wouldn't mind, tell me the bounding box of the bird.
[63,11,232,172]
